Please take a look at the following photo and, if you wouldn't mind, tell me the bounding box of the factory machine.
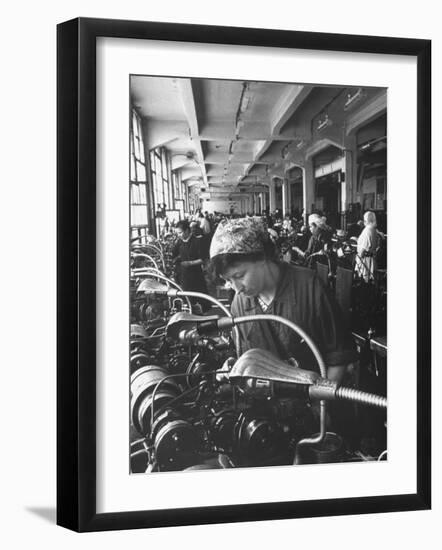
[129,236,387,473]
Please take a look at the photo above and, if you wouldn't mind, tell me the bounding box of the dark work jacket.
[230,263,357,373]
[172,235,208,293]
[305,228,331,257]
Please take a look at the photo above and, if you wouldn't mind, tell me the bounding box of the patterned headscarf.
[210,217,270,259]
[308,213,327,228]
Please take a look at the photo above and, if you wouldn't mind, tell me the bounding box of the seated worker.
[199,212,212,235]
[282,214,295,236]
[190,220,203,237]
[209,217,356,383]
[173,219,209,311]
[292,213,331,267]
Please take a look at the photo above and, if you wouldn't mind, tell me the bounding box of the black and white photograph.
[53,13,431,534]
[0,0,438,542]
[129,76,388,474]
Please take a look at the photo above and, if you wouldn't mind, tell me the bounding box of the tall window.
[150,147,173,210]
[130,110,149,229]
[173,171,181,200]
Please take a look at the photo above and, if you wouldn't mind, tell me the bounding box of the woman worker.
[173,219,209,311]
[292,213,332,268]
[354,211,381,282]
[209,217,356,383]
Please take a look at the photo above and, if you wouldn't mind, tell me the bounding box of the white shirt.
[200,218,211,235]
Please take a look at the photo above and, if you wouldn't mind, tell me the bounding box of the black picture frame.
[57,17,431,532]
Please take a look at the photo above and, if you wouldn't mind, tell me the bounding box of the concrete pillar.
[248,194,253,213]
[261,192,267,212]
[269,182,276,213]
[343,135,357,208]
[282,178,290,215]
[303,162,315,223]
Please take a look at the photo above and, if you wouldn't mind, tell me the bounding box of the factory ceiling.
[131,76,386,197]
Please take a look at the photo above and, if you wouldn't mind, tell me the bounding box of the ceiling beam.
[240,85,314,184]
[271,85,313,135]
[345,90,387,136]
[177,79,208,187]
[199,128,296,141]
[171,155,201,171]
[143,120,189,150]
[204,152,266,164]
[180,166,202,180]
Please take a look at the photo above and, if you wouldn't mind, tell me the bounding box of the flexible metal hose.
[336,386,387,409]
[232,314,327,378]
[135,244,166,271]
[132,253,160,272]
[231,314,328,465]
[293,388,386,464]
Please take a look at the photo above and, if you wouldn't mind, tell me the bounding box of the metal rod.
[149,369,229,434]
[135,270,193,313]
[176,290,240,356]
